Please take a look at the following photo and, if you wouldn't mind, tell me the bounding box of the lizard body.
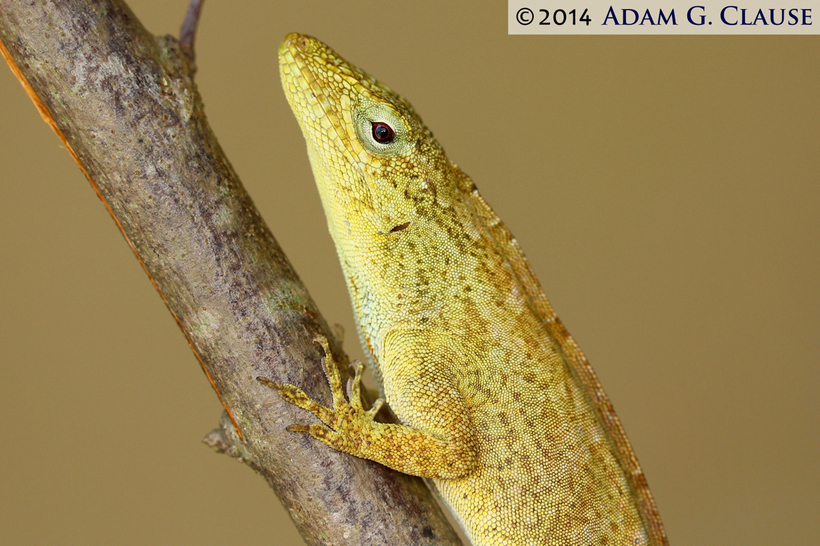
[272,34,668,546]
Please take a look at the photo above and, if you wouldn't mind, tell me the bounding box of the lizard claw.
[257,376,336,424]
[347,360,366,411]
[366,397,385,417]
[288,423,347,452]
[313,334,347,409]
[286,423,311,433]
[332,323,345,347]
[255,376,279,389]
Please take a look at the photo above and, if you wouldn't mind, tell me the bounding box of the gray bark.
[0,1,462,544]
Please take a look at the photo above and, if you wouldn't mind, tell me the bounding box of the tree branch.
[0,1,461,544]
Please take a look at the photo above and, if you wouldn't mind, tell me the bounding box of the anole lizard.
[265,33,668,546]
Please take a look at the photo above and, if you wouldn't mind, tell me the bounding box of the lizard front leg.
[258,335,477,479]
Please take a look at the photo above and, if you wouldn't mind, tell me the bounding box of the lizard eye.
[371,122,395,144]
[355,105,410,156]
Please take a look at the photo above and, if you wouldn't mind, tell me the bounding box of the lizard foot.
[257,335,384,451]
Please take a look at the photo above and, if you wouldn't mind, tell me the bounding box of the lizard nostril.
[389,222,411,233]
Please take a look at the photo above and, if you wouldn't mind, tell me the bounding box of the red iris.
[371,122,395,144]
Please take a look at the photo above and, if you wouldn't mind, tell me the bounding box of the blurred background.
[1,1,817,544]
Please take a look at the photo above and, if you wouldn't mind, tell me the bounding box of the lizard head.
[279,33,468,250]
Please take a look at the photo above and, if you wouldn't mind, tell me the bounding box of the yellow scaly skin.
[270,33,668,546]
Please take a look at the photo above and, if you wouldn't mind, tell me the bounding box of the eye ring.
[371,122,395,144]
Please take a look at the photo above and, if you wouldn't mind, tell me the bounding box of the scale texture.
[274,33,668,546]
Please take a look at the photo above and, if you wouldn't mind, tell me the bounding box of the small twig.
[180,0,204,61]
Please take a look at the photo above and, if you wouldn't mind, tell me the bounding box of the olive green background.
[1,1,817,544]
